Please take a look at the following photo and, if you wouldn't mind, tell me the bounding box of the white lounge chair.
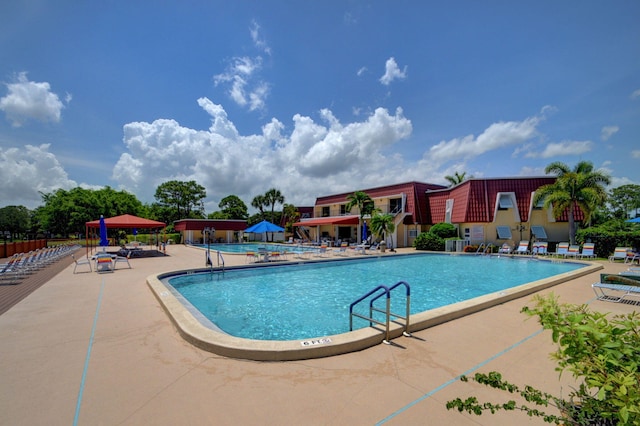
[592,274,640,303]
[72,254,92,274]
[579,243,596,259]
[609,247,629,263]
[114,251,132,269]
[564,245,581,258]
[515,241,530,255]
[498,243,512,254]
[550,242,569,258]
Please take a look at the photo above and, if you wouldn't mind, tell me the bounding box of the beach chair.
[550,242,569,258]
[625,251,639,265]
[592,274,640,303]
[532,241,548,255]
[245,251,258,263]
[579,243,595,259]
[609,247,629,263]
[498,243,512,254]
[72,254,92,274]
[564,245,581,258]
[515,241,530,255]
[333,242,349,256]
[114,251,132,269]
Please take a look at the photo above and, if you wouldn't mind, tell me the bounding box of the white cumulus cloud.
[525,140,594,159]
[112,99,413,207]
[601,125,619,141]
[0,72,69,127]
[379,57,407,86]
[214,56,269,112]
[428,114,542,163]
[0,144,77,207]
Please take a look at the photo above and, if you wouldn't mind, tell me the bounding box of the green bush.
[447,294,640,425]
[429,222,458,239]
[576,227,640,258]
[413,232,445,251]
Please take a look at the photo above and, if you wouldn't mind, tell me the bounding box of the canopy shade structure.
[627,217,640,223]
[86,214,166,229]
[85,214,166,255]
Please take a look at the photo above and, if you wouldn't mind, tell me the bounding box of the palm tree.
[263,188,285,223]
[533,161,611,244]
[345,191,374,243]
[251,194,266,219]
[370,212,396,249]
[445,171,471,187]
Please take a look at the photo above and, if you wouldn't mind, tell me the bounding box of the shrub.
[414,232,444,251]
[429,222,458,239]
[447,294,640,425]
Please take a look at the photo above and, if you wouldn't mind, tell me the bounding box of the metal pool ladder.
[205,250,225,272]
[349,281,411,344]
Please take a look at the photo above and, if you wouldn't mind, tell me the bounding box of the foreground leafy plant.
[446,294,640,425]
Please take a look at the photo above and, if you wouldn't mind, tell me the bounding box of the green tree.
[345,191,375,243]
[609,184,640,219]
[217,195,249,220]
[251,194,266,219]
[154,180,206,222]
[263,188,285,223]
[444,171,471,187]
[0,205,31,239]
[533,161,611,245]
[282,203,300,234]
[370,212,396,248]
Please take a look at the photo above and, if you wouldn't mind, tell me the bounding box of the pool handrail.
[369,281,412,338]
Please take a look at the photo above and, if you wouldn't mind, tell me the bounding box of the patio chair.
[625,250,639,265]
[550,242,569,258]
[498,243,512,254]
[532,241,548,255]
[515,241,530,255]
[579,243,596,259]
[114,251,132,269]
[608,247,629,263]
[333,242,349,256]
[564,245,581,258]
[245,251,258,263]
[72,254,92,274]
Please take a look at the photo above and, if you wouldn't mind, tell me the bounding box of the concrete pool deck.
[0,244,637,425]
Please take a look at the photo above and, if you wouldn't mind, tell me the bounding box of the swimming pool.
[166,254,582,341]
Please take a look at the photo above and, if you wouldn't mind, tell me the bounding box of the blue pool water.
[193,242,316,254]
[167,254,581,341]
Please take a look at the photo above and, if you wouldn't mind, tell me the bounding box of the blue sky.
[1,1,639,211]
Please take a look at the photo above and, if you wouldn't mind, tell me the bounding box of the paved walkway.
[0,245,636,425]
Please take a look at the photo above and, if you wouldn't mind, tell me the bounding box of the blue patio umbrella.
[99,215,109,249]
[244,220,285,233]
[627,217,640,223]
[244,220,285,242]
[362,221,368,243]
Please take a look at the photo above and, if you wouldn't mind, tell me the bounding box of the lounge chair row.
[592,272,640,304]
[496,241,597,259]
[1,244,80,284]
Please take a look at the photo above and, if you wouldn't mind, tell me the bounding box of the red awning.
[293,215,359,227]
[85,214,166,229]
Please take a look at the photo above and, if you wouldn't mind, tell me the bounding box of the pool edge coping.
[146,256,603,361]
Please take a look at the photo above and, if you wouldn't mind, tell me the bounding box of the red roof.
[425,177,584,224]
[86,214,166,229]
[314,181,446,225]
[293,215,360,226]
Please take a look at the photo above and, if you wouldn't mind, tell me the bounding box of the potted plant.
[446,294,640,425]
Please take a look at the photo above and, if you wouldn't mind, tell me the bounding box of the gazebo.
[85,214,166,255]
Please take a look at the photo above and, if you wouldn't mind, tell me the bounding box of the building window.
[409,229,418,237]
[340,204,347,215]
[531,225,547,240]
[496,226,512,239]
[321,206,330,217]
[498,194,513,210]
[389,198,402,214]
[445,199,454,223]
